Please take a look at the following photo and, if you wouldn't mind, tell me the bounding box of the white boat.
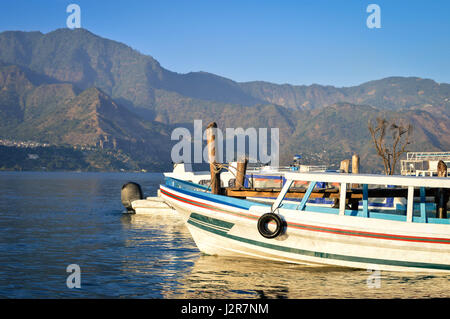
[159,172,450,272]
[130,193,176,214]
[401,151,450,176]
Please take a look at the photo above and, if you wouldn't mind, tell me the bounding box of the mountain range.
[0,28,449,172]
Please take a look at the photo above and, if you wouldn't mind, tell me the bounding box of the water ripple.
[0,172,448,298]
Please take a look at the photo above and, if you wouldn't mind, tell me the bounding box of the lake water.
[0,171,448,298]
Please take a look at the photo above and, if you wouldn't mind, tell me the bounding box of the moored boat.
[159,172,450,272]
[401,151,450,177]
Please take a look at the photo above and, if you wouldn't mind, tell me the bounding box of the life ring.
[257,213,285,239]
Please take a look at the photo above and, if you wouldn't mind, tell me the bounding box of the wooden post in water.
[206,122,221,194]
[352,154,360,174]
[438,160,448,177]
[235,157,248,189]
[335,159,350,208]
[340,159,350,173]
[351,154,360,188]
[436,160,448,219]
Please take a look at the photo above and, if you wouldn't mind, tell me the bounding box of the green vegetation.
[0,145,95,171]
[0,145,171,172]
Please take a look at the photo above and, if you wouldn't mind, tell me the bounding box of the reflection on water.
[0,171,448,299]
[166,255,450,298]
[0,172,199,298]
[118,212,199,296]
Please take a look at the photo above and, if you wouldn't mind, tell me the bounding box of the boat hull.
[131,194,176,214]
[160,184,450,272]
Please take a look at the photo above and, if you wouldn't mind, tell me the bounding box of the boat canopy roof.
[283,172,450,188]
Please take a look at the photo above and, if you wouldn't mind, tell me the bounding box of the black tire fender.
[257,212,285,239]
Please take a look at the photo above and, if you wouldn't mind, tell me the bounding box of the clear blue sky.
[1,0,449,87]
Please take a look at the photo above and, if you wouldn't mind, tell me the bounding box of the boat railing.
[272,172,450,224]
[406,151,450,161]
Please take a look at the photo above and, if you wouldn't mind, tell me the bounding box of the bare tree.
[368,117,412,175]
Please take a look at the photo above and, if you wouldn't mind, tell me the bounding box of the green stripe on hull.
[189,212,234,230]
[188,213,450,271]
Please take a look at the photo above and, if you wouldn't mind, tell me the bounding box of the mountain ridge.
[0,28,449,172]
[0,62,172,170]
